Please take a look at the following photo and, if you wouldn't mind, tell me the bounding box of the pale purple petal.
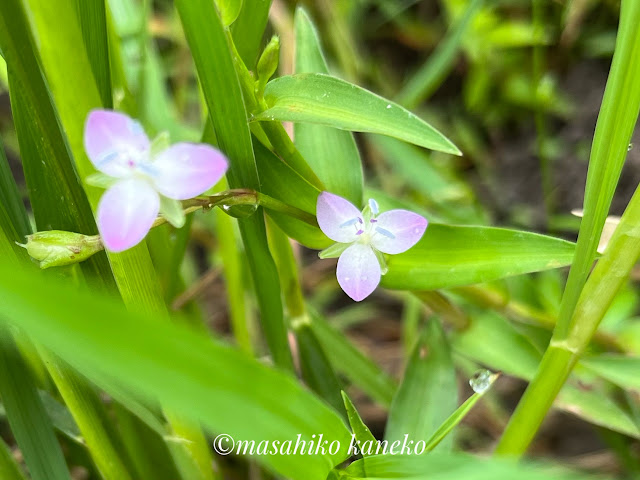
[336,244,381,302]
[370,209,428,254]
[151,143,229,200]
[84,110,150,177]
[97,178,159,252]
[316,192,363,243]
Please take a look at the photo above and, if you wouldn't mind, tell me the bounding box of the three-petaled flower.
[84,110,228,252]
[316,192,428,301]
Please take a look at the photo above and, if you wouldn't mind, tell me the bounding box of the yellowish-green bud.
[256,36,280,99]
[19,231,103,269]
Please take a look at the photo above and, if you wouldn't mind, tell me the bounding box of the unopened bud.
[18,231,103,269]
[256,36,280,99]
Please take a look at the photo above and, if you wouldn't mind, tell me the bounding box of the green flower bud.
[256,36,280,99]
[19,231,103,269]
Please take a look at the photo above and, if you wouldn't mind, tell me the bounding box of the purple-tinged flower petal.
[84,110,150,177]
[317,192,363,243]
[151,143,228,200]
[97,178,159,252]
[336,244,381,301]
[370,209,428,254]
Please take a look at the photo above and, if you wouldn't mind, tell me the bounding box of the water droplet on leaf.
[469,369,494,394]
[629,143,634,152]
[221,203,258,218]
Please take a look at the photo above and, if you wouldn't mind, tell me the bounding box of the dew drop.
[221,203,258,218]
[469,369,494,394]
[629,143,634,152]
[386,104,392,109]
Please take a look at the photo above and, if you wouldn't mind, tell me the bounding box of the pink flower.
[84,110,228,252]
[316,192,428,301]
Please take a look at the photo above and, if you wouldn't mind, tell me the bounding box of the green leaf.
[231,0,272,66]
[75,0,112,108]
[0,436,27,480]
[344,452,595,480]
[423,371,499,452]
[293,8,363,206]
[452,313,640,439]
[396,0,484,108]
[296,324,345,415]
[341,391,377,456]
[580,355,640,392]
[382,224,576,290]
[385,319,457,452]
[0,331,72,480]
[308,310,396,407]
[0,139,30,239]
[253,137,328,248]
[214,0,242,27]
[0,265,352,480]
[554,0,640,340]
[177,0,293,372]
[257,73,461,155]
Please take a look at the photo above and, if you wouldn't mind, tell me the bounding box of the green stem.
[496,0,640,455]
[496,182,640,455]
[37,348,134,480]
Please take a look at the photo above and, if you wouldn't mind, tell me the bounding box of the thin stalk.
[496,183,640,455]
[496,0,640,455]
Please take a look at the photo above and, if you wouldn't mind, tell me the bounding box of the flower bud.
[256,36,280,99]
[19,231,103,269]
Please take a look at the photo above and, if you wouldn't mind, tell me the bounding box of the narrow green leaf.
[555,0,640,340]
[385,319,457,451]
[423,372,499,452]
[581,355,640,392]
[396,0,484,108]
[0,265,352,480]
[309,310,396,407]
[75,0,112,108]
[341,391,377,456]
[257,73,461,155]
[231,0,272,66]
[382,224,576,291]
[0,139,29,239]
[176,0,293,371]
[215,0,242,27]
[0,331,72,480]
[293,7,363,206]
[296,324,345,415]
[253,137,327,248]
[0,436,27,480]
[453,313,640,439]
[344,452,594,480]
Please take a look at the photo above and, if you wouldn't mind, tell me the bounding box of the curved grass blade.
[0,265,352,480]
[581,355,640,392]
[257,73,461,155]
